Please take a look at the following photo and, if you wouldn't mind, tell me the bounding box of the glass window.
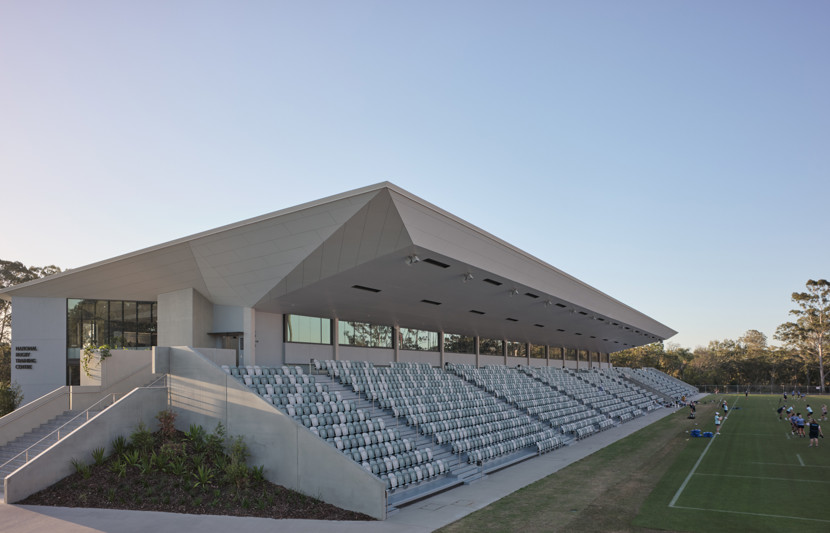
[564,348,577,361]
[506,340,527,357]
[478,338,503,356]
[578,349,589,362]
[399,327,439,351]
[339,321,392,348]
[66,299,83,360]
[549,346,563,359]
[530,344,545,359]
[66,298,157,385]
[444,333,475,354]
[285,315,332,344]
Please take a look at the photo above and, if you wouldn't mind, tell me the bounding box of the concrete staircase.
[0,409,99,502]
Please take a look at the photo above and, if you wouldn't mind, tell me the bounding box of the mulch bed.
[20,427,373,521]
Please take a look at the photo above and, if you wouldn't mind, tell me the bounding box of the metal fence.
[695,384,826,395]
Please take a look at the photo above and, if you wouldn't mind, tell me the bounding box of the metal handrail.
[0,392,118,472]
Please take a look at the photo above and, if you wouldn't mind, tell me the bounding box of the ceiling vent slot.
[483,278,503,286]
[421,299,442,306]
[506,318,518,322]
[557,328,566,332]
[578,311,588,316]
[469,310,485,315]
[423,258,450,269]
[534,324,544,328]
[352,285,381,293]
[524,292,539,299]
[555,303,567,308]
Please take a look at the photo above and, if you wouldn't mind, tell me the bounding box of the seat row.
[418,410,516,436]
[349,444,432,465]
[224,365,306,377]
[381,460,447,490]
[433,416,534,445]
[452,422,545,455]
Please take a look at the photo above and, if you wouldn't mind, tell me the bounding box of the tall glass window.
[67,298,157,386]
[549,346,563,360]
[443,333,475,354]
[506,340,527,357]
[285,315,331,344]
[339,321,392,348]
[564,347,577,361]
[530,344,545,359]
[399,327,439,351]
[478,338,503,356]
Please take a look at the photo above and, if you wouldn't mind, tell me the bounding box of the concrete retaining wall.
[4,387,168,503]
[165,347,386,519]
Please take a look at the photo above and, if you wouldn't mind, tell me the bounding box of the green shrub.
[111,435,128,456]
[91,447,106,466]
[122,449,141,467]
[192,464,215,489]
[155,409,177,441]
[71,458,91,479]
[130,422,155,453]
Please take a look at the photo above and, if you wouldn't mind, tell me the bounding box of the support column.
[393,325,400,363]
[241,307,255,366]
[333,319,339,361]
[439,331,445,368]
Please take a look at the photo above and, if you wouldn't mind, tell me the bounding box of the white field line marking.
[797,454,805,466]
[669,397,737,508]
[671,505,830,524]
[694,472,830,484]
[751,461,830,469]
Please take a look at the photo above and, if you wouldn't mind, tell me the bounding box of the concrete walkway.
[0,404,692,533]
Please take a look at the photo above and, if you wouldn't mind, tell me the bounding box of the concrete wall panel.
[10,297,67,406]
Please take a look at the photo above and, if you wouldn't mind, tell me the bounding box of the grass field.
[438,395,830,533]
[635,394,830,532]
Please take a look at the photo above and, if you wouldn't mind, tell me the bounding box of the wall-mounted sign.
[15,345,38,370]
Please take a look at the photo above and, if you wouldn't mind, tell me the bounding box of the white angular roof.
[1,182,676,351]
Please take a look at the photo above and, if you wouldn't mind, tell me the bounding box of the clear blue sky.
[2,2,827,350]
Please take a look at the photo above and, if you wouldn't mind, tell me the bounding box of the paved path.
[0,403,694,533]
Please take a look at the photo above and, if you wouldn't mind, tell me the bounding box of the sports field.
[440,394,830,533]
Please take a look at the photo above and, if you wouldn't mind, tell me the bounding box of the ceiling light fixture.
[405,254,420,265]
[463,272,474,282]
[509,288,519,296]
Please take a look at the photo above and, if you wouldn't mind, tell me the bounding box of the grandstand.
[216,358,695,514]
[0,182,686,519]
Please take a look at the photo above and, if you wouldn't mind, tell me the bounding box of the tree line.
[612,279,830,392]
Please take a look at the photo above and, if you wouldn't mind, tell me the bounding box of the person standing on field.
[808,418,823,447]
[714,412,721,435]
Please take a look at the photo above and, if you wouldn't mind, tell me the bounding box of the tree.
[775,279,830,394]
[0,381,24,416]
[0,260,62,383]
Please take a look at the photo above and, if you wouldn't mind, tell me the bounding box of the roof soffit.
[255,188,414,310]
